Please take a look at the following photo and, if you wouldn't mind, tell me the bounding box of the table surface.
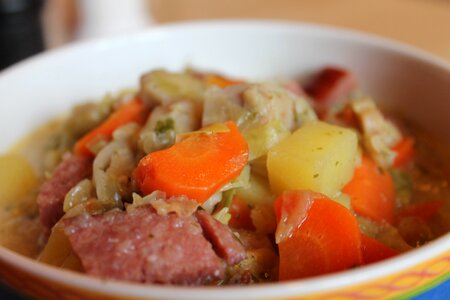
[43,0,450,62]
[149,0,450,61]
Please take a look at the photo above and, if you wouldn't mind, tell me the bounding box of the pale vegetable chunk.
[0,155,41,257]
[242,83,317,131]
[0,154,38,205]
[243,119,290,161]
[350,97,402,168]
[236,173,275,206]
[139,70,206,107]
[267,121,358,197]
[38,223,83,271]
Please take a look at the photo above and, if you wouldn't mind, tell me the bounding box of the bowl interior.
[0,21,449,299]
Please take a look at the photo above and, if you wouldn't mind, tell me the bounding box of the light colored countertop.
[44,0,450,61]
[149,0,450,61]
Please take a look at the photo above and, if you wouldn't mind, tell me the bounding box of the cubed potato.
[267,121,358,197]
[0,154,38,206]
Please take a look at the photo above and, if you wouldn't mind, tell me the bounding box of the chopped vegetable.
[392,137,415,167]
[227,196,254,230]
[268,121,358,197]
[336,104,359,128]
[201,191,223,213]
[397,200,444,223]
[357,216,412,252]
[63,179,93,212]
[235,173,275,206]
[274,190,362,280]
[250,203,277,235]
[350,97,402,168]
[243,83,317,131]
[134,121,249,203]
[0,154,37,205]
[220,164,251,192]
[93,124,138,208]
[202,84,250,127]
[139,100,200,154]
[139,70,206,106]
[149,195,200,218]
[63,92,120,140]
[360,234,398,265]
[390,169,413,207]
[331,192,352,210]
[74,98,149,156]
[220,189,236,208]
[37,223,82,271]
[212,207,232,225]
[205,74,244,88]
[343,156,396,224]
[284,81,305,97]
[155,118,175,134]
[232,230,278,283]
[242,119,290,161]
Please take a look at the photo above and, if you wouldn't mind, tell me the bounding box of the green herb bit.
[155,118,175,134]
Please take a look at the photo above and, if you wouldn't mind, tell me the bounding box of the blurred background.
[0,0,449,71]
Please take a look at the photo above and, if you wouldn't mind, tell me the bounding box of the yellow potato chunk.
[267,121,358,197]
[0,154,38,205]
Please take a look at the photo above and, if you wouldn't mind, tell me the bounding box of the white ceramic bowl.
[0,21,449,300]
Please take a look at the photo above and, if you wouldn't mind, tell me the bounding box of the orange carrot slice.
[343,156,396,224]
[397,199,444,223]
[392,137,415,167]
[134,121,249,203]
[360,234,398,265]
[275,190,362,280]
[74,98,149,156]
[205,75,244,88]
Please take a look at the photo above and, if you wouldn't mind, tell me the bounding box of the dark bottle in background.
[0,0,44,70]
[0,2,43,299]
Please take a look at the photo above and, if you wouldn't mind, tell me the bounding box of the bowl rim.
[1,20,449,299]
[1,235,450,299]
